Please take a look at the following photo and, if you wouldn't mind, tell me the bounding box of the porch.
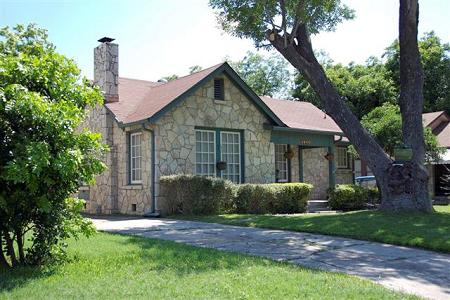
[269,126,354,199]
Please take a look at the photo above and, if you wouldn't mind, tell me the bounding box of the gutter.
[267,124,344,136]
[142,124,159,217]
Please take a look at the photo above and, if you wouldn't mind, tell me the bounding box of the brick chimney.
[94,37,119,103]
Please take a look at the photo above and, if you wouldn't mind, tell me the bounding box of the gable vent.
[214,78,224,100]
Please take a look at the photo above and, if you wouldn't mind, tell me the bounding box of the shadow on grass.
[0,264,58,292]
[176,209,450,253]
[113,233,285,275]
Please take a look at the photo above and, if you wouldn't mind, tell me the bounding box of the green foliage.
[0,24,106,267]
[159,74,179,82]
[294,59,397,119]
[234,183,312,214]
[229,51,293,98]
[159,174,235,215]
[189,65,203,74]
[210,0,354,48]
[384,32,450,114]
[354,103,445,161]
[327,184,379,211]
[160,175,312,215]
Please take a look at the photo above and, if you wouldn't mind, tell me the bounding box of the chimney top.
[98,37,115,43]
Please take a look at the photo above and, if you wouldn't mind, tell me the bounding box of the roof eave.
[269,125,345,136]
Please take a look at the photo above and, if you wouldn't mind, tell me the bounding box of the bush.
[160,175,234,215]
[160,175,313,215]
[234,183,312,214]
[328,184,379,211]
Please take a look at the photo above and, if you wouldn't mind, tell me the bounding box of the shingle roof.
[106,64,222,124]
[422,111,450,148]
[423,111,446,127]
[260,96,343,134]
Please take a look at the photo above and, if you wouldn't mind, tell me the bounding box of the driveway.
[92,216,450,300]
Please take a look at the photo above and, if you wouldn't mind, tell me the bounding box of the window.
[220,131,241,183]
[214,78,224,100]
[195,130,216,177]
[275,144,288,182]
[130,132,142,183]
[337,147,349,169]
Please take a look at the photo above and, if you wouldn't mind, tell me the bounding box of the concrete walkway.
[92,216,450,300]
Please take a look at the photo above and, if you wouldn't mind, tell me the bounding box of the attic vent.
[214,78,224,100]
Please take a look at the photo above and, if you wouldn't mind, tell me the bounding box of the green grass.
[175,205,450,253]
[0,233,417,299]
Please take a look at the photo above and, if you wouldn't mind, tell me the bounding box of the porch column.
[328,145,336,188]
[298,146,304,182]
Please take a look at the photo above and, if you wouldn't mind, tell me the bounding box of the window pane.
[195,130,216,177]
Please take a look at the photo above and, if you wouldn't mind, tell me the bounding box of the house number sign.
[299,140,311,145]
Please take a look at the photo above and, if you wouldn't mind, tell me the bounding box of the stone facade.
[303,147,330,199]
[154,76,275,210]
[94,42,119,103]
[79,104,118,214]
[80,107,153,215]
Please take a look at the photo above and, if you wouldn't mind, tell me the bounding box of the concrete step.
[307,200,334,213]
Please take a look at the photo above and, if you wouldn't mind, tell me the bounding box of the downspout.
[142,125,159,217]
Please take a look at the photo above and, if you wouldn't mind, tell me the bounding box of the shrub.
[328,184,379,211]
[159,175,234,215]
[235,183,312,214]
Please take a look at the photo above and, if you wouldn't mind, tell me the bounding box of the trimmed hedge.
[159,174,234,215]
[160,175,313,215]
[235,183,312,214]
[328,184,380,211]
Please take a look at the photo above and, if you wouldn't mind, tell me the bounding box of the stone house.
[79,38,354,215]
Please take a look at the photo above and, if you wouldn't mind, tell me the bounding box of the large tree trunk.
[267,0,432,212]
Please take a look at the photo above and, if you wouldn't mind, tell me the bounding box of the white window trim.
[130,132,142,184]
[275,144,289,183]
[336,147,349,169]
[195,129,216,177]
[220,131,241,183]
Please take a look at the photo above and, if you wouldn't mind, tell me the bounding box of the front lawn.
[0,232,417,299]
[175,205,450,253]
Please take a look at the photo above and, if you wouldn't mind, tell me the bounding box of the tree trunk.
[4,232,18,267]
[0,231,10,268]
[16,229,25,263]
[267,1,432,212]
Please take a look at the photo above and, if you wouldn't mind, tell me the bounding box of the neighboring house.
[423,111,450,199]
[355,111,450,199]
[79,38,353,215]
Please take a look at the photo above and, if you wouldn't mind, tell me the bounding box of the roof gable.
[106,62,284,127]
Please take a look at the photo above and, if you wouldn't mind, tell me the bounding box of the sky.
[1,0,449,81]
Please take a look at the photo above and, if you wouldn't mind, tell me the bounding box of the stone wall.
[93,42,119,103]
[78,104,117,214]
[302,147,329,199]
[112,123,153,215]
[78,106,153,215]
[154,75,275,210]
[336,169,354,185]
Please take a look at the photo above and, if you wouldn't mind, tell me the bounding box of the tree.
[293,59,397,119]
[230,51,293,98]
[384,31,450,114]
[210,0,432,212]
[159,74,179,82]
[355,103,444,162]
[189,65,203,74]
[0,24,106,267]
